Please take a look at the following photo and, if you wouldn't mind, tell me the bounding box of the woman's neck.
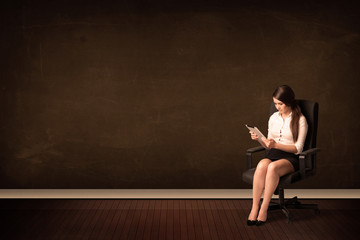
[281,110,291,119]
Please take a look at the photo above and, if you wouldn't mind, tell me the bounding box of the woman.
[247,85,308,226]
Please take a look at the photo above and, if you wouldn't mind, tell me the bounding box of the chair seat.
[242,168,302,188]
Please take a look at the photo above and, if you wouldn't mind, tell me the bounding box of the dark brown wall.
[1,0,359,188]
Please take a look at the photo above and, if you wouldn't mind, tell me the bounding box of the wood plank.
[133,200,150,240]
[263,211,286,240]
[227,200,253,239]
[56,200,91,240]
[166,200,175,240]
[150,200,162,239]
[317,200,357,239]
[113,200,138,239]
[34,200,75,239]
[142,200,156,239]
[190,200,204,240]
[48,200,86,239]
[213,200,237,240]
[184,200,196,240]
[93,200,119,239]
[225,200,252,239]
[173,200,181,240]
[195,200,212,240]
[21,200,58,239]
[89,200,117,239]
[289,208,317,240]
[72,200,102,239]
[110,200,133,239]
[206,200,227,239]
[158,199,168,240]
[303,207,335,240]
[123,200,145,240]
[201,200,219,240]
[78,200,111,239]
[101,200,127,239]
[179,200,189,240]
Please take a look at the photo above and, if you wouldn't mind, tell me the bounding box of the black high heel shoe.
[247,219,257,226]
[247,209,257,226]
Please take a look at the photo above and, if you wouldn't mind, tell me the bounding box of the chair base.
[265,196,320,223]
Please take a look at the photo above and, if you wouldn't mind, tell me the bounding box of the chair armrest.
[299,148,320,157]
[246,146,266,169]
[247,146,266,154]
[299,148,320,178]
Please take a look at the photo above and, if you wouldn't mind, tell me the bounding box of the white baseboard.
[0,189,359,199]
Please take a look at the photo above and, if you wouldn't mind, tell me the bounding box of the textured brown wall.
[1,1,359,188]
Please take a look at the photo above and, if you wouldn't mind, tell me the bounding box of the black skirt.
[265,148,299,171]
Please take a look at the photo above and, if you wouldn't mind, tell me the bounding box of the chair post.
[279,187,285,207]
[246,152,252,169]
[278,187,292,223]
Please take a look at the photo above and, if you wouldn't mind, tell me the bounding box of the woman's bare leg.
[257,159,295,221]
[248,159,272,220]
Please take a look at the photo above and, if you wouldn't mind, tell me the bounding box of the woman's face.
[273,97,291,115]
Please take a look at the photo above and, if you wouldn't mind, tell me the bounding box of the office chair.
[242,100,320,223]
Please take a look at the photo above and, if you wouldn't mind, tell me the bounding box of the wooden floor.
[1,199,359,239]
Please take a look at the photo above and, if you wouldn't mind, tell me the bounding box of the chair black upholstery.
[242,100,320,223]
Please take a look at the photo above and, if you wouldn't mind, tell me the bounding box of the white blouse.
[267,112,308,154]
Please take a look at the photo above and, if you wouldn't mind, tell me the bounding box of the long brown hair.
[272,85,301,142]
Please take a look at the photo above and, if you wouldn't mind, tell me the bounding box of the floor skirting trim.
[0,189,359,199]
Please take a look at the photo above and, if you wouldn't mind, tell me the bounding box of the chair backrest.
[270,100,319,152]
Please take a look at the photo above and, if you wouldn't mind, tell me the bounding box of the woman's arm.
[294,116,308,154]
[262,138,298,153]
[274,141,297,153]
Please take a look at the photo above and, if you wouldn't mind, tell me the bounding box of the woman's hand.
[262,138,276,149]
[249,131,258,140]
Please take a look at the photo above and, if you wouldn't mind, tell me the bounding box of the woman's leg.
[248,159,272,220]
[257,159,295,221]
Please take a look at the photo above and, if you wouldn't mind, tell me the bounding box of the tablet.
[245,124,268,149]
